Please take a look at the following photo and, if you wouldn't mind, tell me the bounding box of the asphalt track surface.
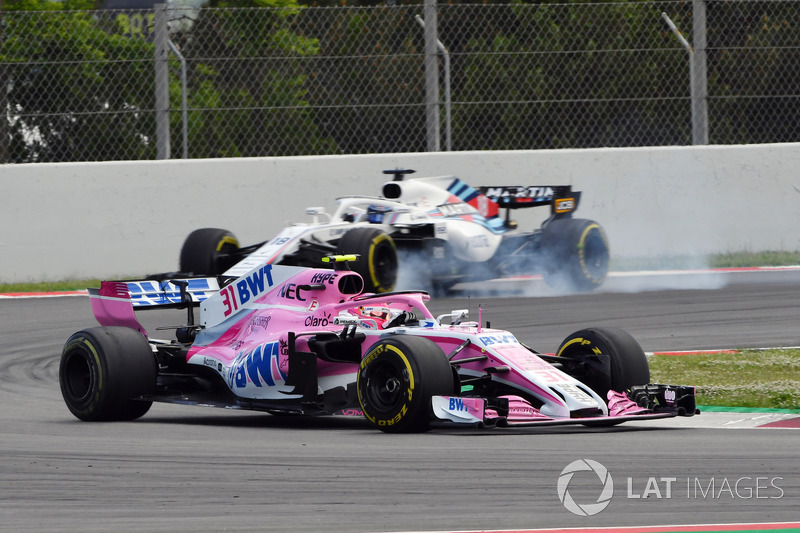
[2,269,799,532]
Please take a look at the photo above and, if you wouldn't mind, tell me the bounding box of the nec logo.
[280,283,306,301]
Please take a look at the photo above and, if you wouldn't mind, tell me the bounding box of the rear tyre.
[357,336,455,433]
[539,218,609,292]
[336,228,397,293]
[60,327,156,421]
[557,326,650,398]
[179,227,240,276]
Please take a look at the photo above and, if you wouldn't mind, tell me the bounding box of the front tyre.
[357,336,455,433]
[59,327,156,421]
[179,227,240,276]
[539,218,609,292]
[557,326,650,398]
[336,228,398,293]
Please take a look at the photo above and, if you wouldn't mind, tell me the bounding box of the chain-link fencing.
[1,1,799,163]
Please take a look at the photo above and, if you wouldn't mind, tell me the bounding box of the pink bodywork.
[88,265,638,418]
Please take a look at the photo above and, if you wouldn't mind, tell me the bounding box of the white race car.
[179,170,609,293]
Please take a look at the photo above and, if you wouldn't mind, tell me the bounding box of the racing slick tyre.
[336,228,398,294]
[179,227,240,276]
[357,336,455,433]
[539,218,609,292]
[59,326,156,422]
[556,327,650,398]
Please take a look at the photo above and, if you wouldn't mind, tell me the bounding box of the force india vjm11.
[178,169,610,295]
[60,258,697,432]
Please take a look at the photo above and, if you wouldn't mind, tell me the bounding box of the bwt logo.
[557,459,614,516]
[229,341,286,389]
[448,398,468,412]
[221,264,274,317]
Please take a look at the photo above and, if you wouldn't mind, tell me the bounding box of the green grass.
[649,348,800,410]
[610,250,799,271]
[0,279,102,293]
[708,250,800,268]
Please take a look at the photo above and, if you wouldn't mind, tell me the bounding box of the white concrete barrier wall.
[2,144,799,283]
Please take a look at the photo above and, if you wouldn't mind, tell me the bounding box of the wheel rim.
[581,228,609,282]
[214,237,240,274]
[363,359,409,413]
[62,349,96,404]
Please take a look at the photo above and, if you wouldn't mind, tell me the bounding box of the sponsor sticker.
[555,197,576,213]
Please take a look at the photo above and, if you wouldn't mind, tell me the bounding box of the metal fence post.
[415,14,450,151]
[423,0,440,152]
[154,4,170,159]
[662,11,709,146]
[168,39,188,159]
[692,0,709,145]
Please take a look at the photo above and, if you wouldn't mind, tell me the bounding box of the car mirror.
[436,309,469,325]
[305,207,331,223]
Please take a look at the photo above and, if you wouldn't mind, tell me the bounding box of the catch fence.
[1,0,798,162]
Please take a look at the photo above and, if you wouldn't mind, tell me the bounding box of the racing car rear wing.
[478,185,581,216]
[88,278,220,337]
[104,278,221,308]
[89,263,312,338]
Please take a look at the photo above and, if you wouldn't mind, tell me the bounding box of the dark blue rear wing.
[479,185,581,216]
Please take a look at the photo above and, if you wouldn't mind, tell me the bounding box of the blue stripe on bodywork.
[447,178,480,203]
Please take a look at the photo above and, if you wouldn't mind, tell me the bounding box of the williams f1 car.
[60,257,697,432]
[178,169,610,294]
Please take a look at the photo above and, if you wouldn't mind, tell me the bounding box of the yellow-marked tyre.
[336,228,397,293]
[357,336,455,433]
[540,218,609,292]
[59,327,156,421]
[557,326,649,397]
[179,227,240,276]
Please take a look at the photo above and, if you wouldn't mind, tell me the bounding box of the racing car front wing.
[430,384,698,428]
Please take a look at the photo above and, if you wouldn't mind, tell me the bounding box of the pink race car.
[59,257,697,433]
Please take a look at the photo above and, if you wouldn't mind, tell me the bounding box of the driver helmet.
[356,305,403,329]
[367,205,392,224]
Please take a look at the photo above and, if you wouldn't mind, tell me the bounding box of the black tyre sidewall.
[556,326,650,396]
[179,227,240,275]
[540,218,609,291]
[357,336,454,433]
[59,327,156,421]
[336,228,397,293]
